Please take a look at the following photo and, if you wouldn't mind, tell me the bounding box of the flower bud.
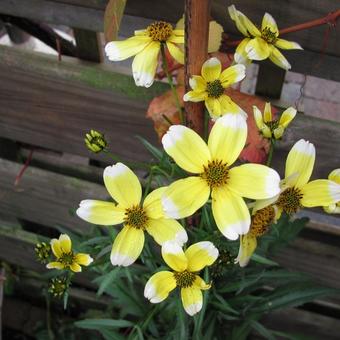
[35,242,51,264]
[84,130,108,153]
[48,277,69,298]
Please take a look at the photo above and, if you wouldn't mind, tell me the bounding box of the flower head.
[76,163,188,267]
[85,129,108,153]
[161,114,280,240]
[35,242,51,264]
[48,276,69,298]
[228,5,303,70]
[324,169,340,214]
[46,234,93,273]
[235,205,276,267]
[253,103,297,139]
[254,140,340,218]
[105,21,184,88]
[144,241,218,316]
[183,57,247,119]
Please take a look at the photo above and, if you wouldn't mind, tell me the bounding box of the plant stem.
[103,149,152,170]
[160,43,185,125]
[203,109,210,142]
[45,293,54,340]
[266,139,276,166]
[143,167,154,200]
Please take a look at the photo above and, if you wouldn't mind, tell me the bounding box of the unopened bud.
[85,130,108,153]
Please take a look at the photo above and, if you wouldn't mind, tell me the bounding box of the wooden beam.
[73,28,102,62]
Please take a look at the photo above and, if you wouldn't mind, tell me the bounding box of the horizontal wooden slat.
[1,0,339,79]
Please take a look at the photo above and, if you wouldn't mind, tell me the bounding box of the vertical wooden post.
[184,0,210,135]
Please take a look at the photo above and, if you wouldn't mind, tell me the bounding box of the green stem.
[160,43,185,125]
[45,293,54,340]
[266,139,276,166]
[103,149,152,170]
[143,167,154,201]
[203,109,210,142]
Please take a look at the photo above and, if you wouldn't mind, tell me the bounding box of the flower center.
[276,187,303,214]
[173,270,196,288]
[266,119,280,131]
[206,79,225,98]
[124,205,148,230]
[59,252,75,266]
[250,205,275,237]
[201,160,229,188]
[147,21,173,42]
[261,27,277,44]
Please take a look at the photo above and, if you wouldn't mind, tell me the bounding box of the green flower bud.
[48,277,69,298]
[210,249,234,278]
[35,242,51,264]
[84,130,108,153]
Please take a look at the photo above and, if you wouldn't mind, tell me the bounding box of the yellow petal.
[201,57,221,82]
[166,41,184,64]
[245,37,271,61]
[50,239,62,258]
[189,75,206,92]
[273,126,284,139]
[263,102,272,123]
[132,41,160,87]
[329,169,340,184]
[181,286,203,316]
[228,164,281,199]
[279,107,297,128]
[208,21,224,53]
[261,13,279,35]
[46,261,64,270]
[168,34,184,44]
[300,180,340,208]
[59,234,72,253]
[162,125,211,173]
[110,226,144,266]
[144,271,177,303]
[324,203,340,214]
[205,97,222,119]
[219,64,246,87]
[183,90,207,102]
[70,263,82,272]
[143,187,167,219]
[75,253,93,266]
[162,177,210,219]
[208,113,247,166]
[252,195,279,214]
[219,95,247,118]
[269,46,291,70]
[76,200,125,225]
[193,275,211,290]
[185,241,219,272]
[228,5,261,37]
[146,218,188,246]
[105,35,151,61]
[234,38,252,65]
[161,241,188,272]
[235,233,257,267]
[285,139,315,188]
[104,163,142,208]
[211,186,251,240]
[275,38,303,50]
[253,105,264,130]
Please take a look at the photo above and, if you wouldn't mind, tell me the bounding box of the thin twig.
[14,148,34,187]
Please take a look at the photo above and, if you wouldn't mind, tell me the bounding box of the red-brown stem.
[56,37,62,61]
[225,9,340,47]
[156,63,182,80]
[184,0,210,135]
[14,148,34,187]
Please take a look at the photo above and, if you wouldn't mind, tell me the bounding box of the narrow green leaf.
[137,136,163,160]
[251,253,279,266]
[75,318,134,330]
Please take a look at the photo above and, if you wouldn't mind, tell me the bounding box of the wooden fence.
[0,0,340,338]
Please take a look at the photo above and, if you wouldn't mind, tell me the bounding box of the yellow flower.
[105,21,184,88]
[324,169,340,214]
[46,234,93,273]
[176,17,224,53]
[161,114,280,240]
[235,205,276,267]
[144,241,218,316]
[76,163,188,266]
[254,140,340,218]
[183,57,247,119]
[253,103,297,139]
[228,5,303,70]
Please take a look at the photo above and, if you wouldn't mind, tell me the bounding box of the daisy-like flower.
[228,5,303,69]
[144,241,218,316]
[324,169,340,214]
[183,57,247,120]
[161,114,281,240]
[253,103,297,139]
[105,21,184,88]
[47,234,93,273]
[76,163,188,267]
[254,140,340,219]
[235,205,276,267]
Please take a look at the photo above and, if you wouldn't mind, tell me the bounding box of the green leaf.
[104,0,127,42]
[97,268,120,296]
[137,136,163,160]
[251,253,279,266]
[75,318,134,330]
[250,320,276,340]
